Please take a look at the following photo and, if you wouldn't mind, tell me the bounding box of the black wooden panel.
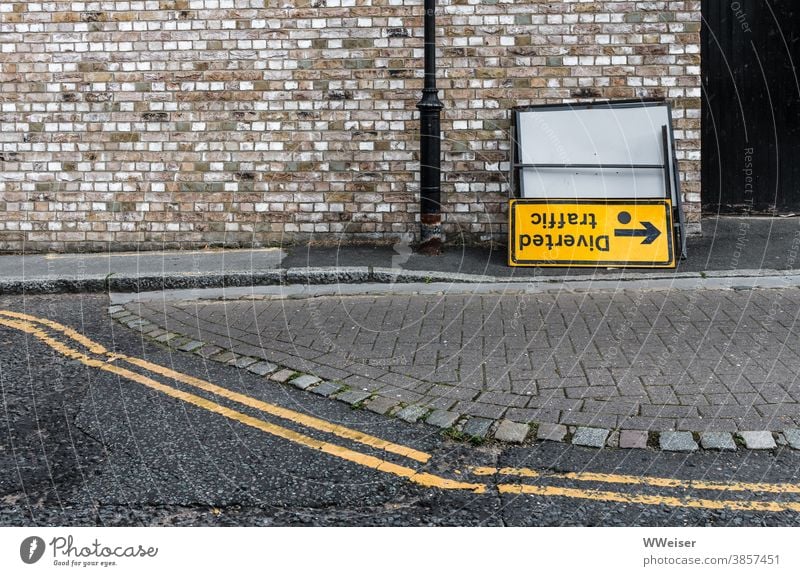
[702,0,800,213]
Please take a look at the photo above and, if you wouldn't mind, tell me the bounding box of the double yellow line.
[0,309,483,493]
[3,308,800,513]
[474,467,800,513]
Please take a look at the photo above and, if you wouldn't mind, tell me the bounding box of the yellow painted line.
[0,316,483,494]
[498,483,800,513]
[118,357,430,463]
[0,310,109,355]
[0,310,430,464]
[472,466,535,477]
[472,466,800,496]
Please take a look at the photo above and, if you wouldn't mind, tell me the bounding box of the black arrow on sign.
[614,221,661,245]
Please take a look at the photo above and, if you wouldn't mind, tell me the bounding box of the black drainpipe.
[416,0,444,255]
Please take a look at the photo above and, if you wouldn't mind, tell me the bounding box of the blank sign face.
[516,103,676,202]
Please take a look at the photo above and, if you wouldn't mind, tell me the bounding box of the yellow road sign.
[509,199,675,268]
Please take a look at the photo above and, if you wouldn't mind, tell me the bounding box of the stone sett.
[700,432,737,451]
[246,361,278,376]
[269,369,296,384]
[364,396,400,416]
[178,340,205,353]
[572,427,610,449]
[462,418,493,439]
[659,431,699,452]
[619,430,649,449]
[167,337,192,349]
[234,357,259,369]
[494,420,529,443]
[210,351,237,364]
[396,405,429,423]
[290,374,322,390]
[536,423,568,442]
[739,431,777,450]
[310,381,345,398]
[196,345,222,359]
[335,389,372,406]
[426,410,461,429]
[783,429,800,449]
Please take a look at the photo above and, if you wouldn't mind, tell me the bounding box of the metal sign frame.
[510,99,687,260]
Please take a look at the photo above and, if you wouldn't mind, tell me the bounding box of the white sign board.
[515,101,678,205]
[512,100,686,259]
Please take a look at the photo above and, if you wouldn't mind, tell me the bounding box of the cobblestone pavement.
[119,286,800,440]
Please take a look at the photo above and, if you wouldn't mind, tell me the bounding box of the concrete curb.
[101,271,800,308]
[7,265,800,295]
[109,303,799,452]
[0,271,285,295]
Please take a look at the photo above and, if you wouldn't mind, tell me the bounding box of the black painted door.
[702,0,800,213]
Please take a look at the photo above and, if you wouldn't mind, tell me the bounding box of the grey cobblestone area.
[117,287,800,447]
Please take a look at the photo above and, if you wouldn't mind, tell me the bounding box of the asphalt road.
[2,294,800,526]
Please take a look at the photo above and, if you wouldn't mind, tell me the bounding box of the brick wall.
[0,0,701,253]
